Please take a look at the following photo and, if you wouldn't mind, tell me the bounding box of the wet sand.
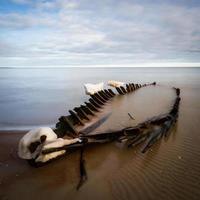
[1,85,200,200]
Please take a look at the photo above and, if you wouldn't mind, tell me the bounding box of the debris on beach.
[128,113,135,120]
[17,80,181,189]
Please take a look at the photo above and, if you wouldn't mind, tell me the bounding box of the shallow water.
[0,67,199,130]
[0,67,200,200]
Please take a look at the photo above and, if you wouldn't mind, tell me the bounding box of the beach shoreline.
[1,82,200,200]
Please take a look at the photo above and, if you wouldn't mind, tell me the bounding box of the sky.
[0,0,200,67]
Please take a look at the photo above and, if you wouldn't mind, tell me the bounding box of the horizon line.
[1,62,200,68]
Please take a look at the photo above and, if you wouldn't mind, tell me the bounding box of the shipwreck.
[18,80,181,189]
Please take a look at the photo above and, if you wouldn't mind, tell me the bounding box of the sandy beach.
[1,83,200,200]
[1,0,200,198]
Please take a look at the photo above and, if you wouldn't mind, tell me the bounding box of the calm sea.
[0,67,199,130]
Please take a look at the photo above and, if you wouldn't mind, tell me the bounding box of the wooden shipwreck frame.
[54,82,156,138]
[27,82,181,189]
[41,82,180,154]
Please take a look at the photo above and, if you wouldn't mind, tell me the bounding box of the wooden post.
[90,95,104,105]
[98,91,109,101]
[130,83,134,91]
[99,91,110,99]
[94,93,107,103]
[85,102,99,112]
[89,98,102,108]
[120,86,127,94]
[126,84,130,92]
[104,89,113,98]
[74,107,90,120]
[108,89,115,96]
[116,87,124,95]
[59,116,79,136]
[69,110,84,125]
[80,105,95,116]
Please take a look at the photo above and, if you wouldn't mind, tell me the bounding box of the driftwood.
[128,113,135,120]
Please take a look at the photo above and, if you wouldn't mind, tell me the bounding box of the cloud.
[11,0,32,4]
[12,0,78,10]
[1,0,200,66]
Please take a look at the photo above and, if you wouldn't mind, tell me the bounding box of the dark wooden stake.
[84,102,99,112]
[74,107,90,120]
[116,87,124,95]
[120,86,127,94]
[76,147,87,190]
[89,98,102,108]
[69,110,84,125]
[108,89,116,96]
[128,113,135,120]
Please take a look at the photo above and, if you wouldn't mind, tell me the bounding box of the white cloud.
[1,0,200,66]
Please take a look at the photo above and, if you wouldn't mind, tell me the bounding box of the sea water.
[0,67,199,130]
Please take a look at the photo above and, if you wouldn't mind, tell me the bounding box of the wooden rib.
[93,93,105,104]
[94,93,107,103]
[100,91,111,99]
[131,83,135,89]
[175,88,180,96]
[80,105,95,116]
[89,98,102,108]
[59,116,78,136]
[84,102,99,112]
[128,83,133,91]
[120,86,127,94]
[103,90,112,98]
[66,114,77,126]
[98,91,109,101]
[116,87,124,95]
[108,89,115,96]
[103,89,112,97]
[90,95,104,105]
[135,83,138,90]
[69,110,84,125]
[103,90,113,98]
[126,84,131,93]
[74,107,90,120]
[129,83,134,92]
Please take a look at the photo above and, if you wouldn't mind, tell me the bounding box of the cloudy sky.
[0,0,200,67]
